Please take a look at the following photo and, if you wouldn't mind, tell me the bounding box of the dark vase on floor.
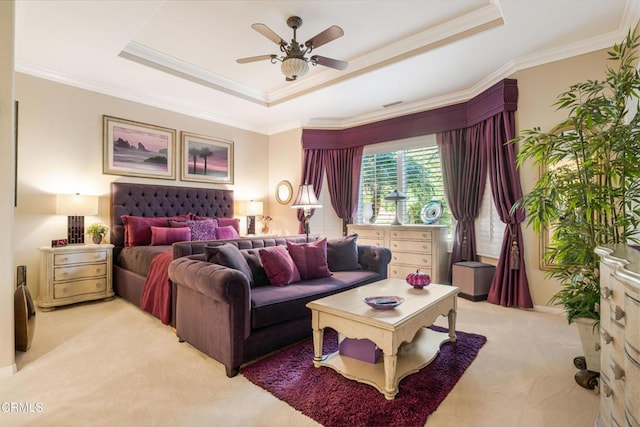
[14,265,36,352]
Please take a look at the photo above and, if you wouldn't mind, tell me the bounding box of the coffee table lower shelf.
[314,327,452,399]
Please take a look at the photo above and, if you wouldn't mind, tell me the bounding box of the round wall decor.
[420,200,443,224]
[275,180,293,205]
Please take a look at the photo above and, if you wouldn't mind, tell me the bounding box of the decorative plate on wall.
[420,200,443,224]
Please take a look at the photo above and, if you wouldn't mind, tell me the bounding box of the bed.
[110,182,235,326]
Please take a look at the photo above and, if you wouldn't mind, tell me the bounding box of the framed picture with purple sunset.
[103,115,176,180]
[180,132,234,184]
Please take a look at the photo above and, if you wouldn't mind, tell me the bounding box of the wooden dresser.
[595,245,640,427]
[38,244,114,310]
[347,224,449,284]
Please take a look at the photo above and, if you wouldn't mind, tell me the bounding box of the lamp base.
[247,215,256,235]
[68,215,85,244]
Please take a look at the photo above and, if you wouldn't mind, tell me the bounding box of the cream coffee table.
[306,278,459,400]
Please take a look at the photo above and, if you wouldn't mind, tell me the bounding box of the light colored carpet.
[2,297,599,426]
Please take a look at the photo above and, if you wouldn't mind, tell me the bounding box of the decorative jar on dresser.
[38,244,114,310]
[347,224,449,284]
[595,244,640,427]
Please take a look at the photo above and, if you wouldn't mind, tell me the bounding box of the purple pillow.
[327,234,362,271]
[121,214,190,247]
[286,238,331,280]
[216,225,240,240]
[150,226,191,246]
[217,217,240,234]
[258,246,300,286]
[170,219,217,241]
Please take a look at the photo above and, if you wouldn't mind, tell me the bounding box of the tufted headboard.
[110,182,234,254]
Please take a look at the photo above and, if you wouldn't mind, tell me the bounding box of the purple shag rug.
[241,326,487,426]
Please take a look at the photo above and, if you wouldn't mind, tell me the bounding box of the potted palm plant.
[513,30,640,380]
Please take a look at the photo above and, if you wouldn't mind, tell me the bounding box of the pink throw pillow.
[121,214,190,247]
[259,246,300,286]
[150,226,191,246]
[216,225,240,240]
[170,219,217,241]
[286,238,331,279]
[217,217,240,234]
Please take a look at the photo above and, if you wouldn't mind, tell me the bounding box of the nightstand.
[38,244,114,310]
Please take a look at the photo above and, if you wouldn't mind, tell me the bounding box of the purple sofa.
[168,236,392,377]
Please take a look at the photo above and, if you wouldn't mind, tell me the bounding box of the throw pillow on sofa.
[205,243,254,284]
[241,249,270,287]
[327,234,362,271]
[258,245,300,286]
[286,238,331,280]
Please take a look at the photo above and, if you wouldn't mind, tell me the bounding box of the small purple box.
[339,336,381,364]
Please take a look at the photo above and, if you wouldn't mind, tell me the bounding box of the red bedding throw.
[140,250,174,325]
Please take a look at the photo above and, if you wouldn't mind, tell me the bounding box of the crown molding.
[14,60,271,135]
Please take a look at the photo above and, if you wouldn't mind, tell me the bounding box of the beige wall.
[0,0,16,377]
[14,73,269,300]
[512,48,609,307]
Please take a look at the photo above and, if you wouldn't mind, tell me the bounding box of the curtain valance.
[301,78,517,149]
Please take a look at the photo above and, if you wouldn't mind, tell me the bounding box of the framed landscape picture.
[103,115,176,180]
[180,132,234,184]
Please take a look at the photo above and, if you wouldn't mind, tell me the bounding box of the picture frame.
[180,132,234,184]
[103,115,176,180]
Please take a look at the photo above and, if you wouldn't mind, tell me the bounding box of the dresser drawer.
[358,237,385,247]
[54,278,107,299]
[389,264,432,279]
[389,239,432,253]
[389,229,432,241]
[390,252,431,267]
[54,263,107,281]
[54,250,107,266]
[352,228,384,240]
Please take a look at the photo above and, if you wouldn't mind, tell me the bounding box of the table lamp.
[291,184,321,241]
[56,193,99,244]
[245,200,263,235]
[384,189,407,225]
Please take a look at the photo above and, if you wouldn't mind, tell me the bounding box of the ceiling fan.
[236,16,348,81]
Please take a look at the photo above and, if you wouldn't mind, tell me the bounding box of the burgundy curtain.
[437,128,486,279]
[297,149,325,233]
[324,147,364,235]
[485,112,533,308]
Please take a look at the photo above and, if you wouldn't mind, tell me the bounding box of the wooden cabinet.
[38,244,114,310]
[347,224,449,284]
[596,245,640,427]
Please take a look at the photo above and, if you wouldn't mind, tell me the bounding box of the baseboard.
[0,362,17,378]
[458,292,488,302]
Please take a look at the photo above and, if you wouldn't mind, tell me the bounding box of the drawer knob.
[613,362,625,380]
[60,257,69,262]
[602,331,613,344]
[602,287,612,298]
[614,305,625,321]
[602,384,613,397]
[96,282,102,289]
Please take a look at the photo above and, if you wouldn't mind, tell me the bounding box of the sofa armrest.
[168,258,251,339]
[357,245,392,278]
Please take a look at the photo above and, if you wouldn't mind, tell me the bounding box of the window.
[475,178,506,258]
[357,136,451,230]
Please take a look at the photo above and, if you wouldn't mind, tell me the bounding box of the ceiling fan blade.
[305,25,344,49]
[311,55,348,70]
[236,54,277,64]
[251,23,286,45]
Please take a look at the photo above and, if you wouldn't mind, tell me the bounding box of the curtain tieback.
[509,225,520,270]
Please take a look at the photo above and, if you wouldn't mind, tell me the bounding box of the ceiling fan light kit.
[237,15,347,81]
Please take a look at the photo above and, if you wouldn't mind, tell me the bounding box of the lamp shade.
[291,184,321,209]
[384,189,407,201]
[281,57,309,79]
[246,201,263,216]
[56,194,99,216]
